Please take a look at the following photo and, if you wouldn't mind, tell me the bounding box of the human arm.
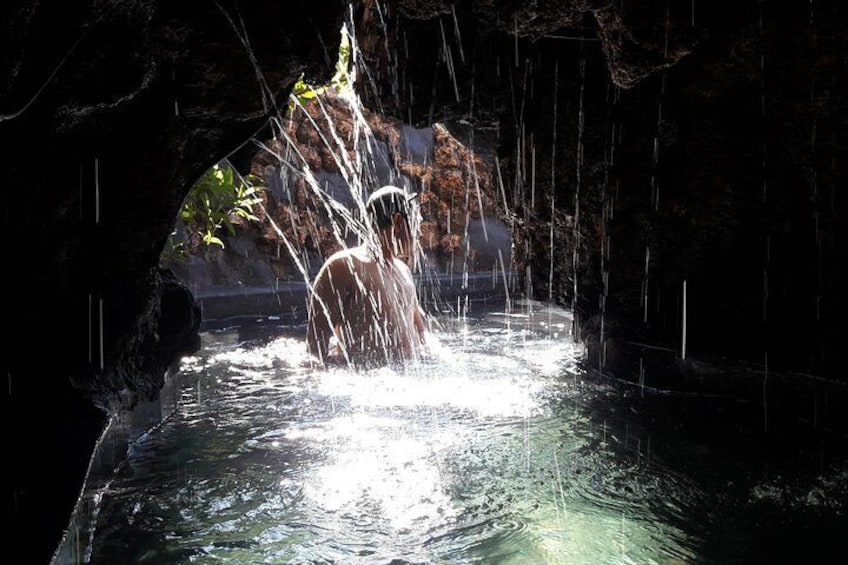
[396,259,429,347]
[306,256,350,362]
[413,303,428,345]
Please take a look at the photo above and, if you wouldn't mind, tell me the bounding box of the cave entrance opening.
[160,21,521,333]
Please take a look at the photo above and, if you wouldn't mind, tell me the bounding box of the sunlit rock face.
[258,103,503,275]
[355,0,848,385]
[172,89,505,290]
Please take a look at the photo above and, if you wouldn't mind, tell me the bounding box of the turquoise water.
[71,301,848,564]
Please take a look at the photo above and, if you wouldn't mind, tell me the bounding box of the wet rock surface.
[354,0,848,384]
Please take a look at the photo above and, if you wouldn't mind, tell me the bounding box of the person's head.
[366,185,418,260]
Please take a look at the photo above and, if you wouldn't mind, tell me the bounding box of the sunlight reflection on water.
[82,303,707,564]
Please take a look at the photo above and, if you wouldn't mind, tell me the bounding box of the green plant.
[289,23,353,110]
[166,161,264,258]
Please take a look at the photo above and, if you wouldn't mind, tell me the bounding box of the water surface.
[79,301,848,564]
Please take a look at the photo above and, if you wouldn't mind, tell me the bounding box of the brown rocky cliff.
[171,89,507,291]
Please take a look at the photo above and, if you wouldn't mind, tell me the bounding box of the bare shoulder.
[317,246,369,281]
[392,257,416,284]
[326,246,371,264]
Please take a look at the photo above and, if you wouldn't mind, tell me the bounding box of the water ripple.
[86,306,833,564]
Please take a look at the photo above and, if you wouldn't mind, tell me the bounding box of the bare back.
[306,245,426,365]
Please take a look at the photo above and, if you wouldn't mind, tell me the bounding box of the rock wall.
[1,1,346,560]
[354,0,848,383]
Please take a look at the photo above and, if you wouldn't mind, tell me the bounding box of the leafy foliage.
[166,161,264,259]
[165,25,351,261]
[290,24,353,110]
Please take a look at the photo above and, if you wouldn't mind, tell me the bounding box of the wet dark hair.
[365,185,418,230]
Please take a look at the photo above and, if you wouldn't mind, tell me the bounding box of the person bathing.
[306,185,429,367]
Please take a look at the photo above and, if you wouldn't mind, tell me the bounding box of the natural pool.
[58,301,848,564]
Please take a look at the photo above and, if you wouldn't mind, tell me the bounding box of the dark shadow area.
[576,344,848,564]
